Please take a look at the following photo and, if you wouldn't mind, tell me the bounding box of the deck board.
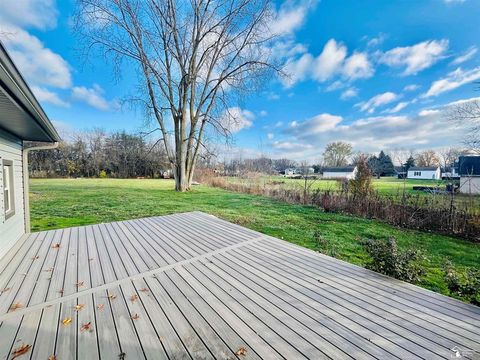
[0,211,478,359]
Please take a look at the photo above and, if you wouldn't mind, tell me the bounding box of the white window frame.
[3,159,15,220]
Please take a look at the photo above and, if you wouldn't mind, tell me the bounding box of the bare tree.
[75,0,277,191]
[322,141,352,167]
[438,147,462,170]
[415,150,440,167]
[447,99,480,153]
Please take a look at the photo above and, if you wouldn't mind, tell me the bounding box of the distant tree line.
[27,129,171,178]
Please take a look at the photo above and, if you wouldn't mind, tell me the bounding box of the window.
[414,171,421,176]
[3,160,15,219]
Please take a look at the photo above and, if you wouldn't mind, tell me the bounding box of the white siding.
[0,128,25,260]
[323,171,355,179]
[407,168,441,180]
[459,177,480,195]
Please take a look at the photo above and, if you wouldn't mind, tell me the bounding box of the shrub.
[99,170,107,178]
[362,237,425,283]
[349,155,373,197]
[443,261,480,305]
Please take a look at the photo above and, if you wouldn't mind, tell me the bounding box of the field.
[30,178,479,302]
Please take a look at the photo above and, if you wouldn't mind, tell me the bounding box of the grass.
[30,178,480,302]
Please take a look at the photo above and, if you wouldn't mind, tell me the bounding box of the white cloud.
[267,133,274,140]
[313,39,347,81]
[283,53,314,87]
[259,110,268,117]
[220,107,255,133]
[72,84,117,111]
[340,87,358,100]
[0,25,72,89]
[342,52,374,80]
[380,40,449,75]
[419,109,440,117]
[31,86,69,108]
[444,0,466,3]
[365,33,387,48]
[450,46,478,66]
[283,39,373,87]
[270,0,317,36]
[404,84,420,92]
[287,113,343,134]
[0,0,58,30]
[423,66,480,97]
[356,92,398,113]
[385,101,409,114]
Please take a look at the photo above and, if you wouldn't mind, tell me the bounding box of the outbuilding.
[407,166,441,180]
[458,155,480,194]
[322,166,357,179]
[0,42,60,259]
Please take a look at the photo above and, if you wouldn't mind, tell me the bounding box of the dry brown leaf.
[80,322,92,332]
[75,281,84,288]
[44,267,54,272]
[31,256,39,260]
[235,347,247,356]
[62,317,72,326]
[58,289,64,295]
[88,258,95,261]
[74,304,85,312]
[52,243,60,249]
[139,288,149,292]
[131,313,140,320]
[11,344,31,359]
[130,294,138,302]
[96,303,105,310]
[1,287,10,294]
[10,303,22,311]
[108,293,117,300]
[48,355,56,360]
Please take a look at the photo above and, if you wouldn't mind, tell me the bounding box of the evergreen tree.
[404,156,415,171]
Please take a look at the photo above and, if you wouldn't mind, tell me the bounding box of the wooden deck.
[0,212,479,359]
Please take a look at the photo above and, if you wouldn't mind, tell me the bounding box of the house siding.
[459,176,480,195]
[407,169,441,180]
[0,128,25,260]
[323,171,355,179]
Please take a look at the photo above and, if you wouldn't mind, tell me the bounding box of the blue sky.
[1,0,479,162]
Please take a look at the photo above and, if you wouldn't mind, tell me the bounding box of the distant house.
[407,166,441,180]
[458,156,480,194]
[322,166,357,179]
[441,165,460,180]
[284,168,296,176]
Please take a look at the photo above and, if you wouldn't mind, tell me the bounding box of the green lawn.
[30,178,480,302]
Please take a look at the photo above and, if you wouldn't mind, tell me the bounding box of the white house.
[458,156,480,194]
[407,166,441,180]
[284,168,296,176]
[0,43,60,259]
[322,166,357,179]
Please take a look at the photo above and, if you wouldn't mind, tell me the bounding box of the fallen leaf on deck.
[80,322,92,332]
[131,313,140,320]
[235,347,247,356]
[139,288,149,292]
[74,304,85,312]
[62,317,72,326]
[75,281,84,288]
[88,258,95,261]
[58,289,64,295]
[44,267,54,272]
[1,287,10,294]
[31,256,39,260]
[108,293,117,300]
[10,303,22,311]
[97,304,105,310]
[118,352,126,360]
[130,294,138,302]
[48,355,56,360]
[11,344,31,359]
[52,243,60,249]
